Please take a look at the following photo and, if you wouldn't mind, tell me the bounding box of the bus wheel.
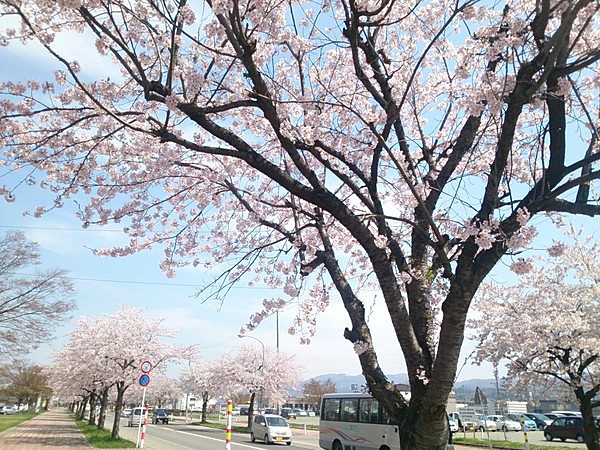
[332,440,343,450]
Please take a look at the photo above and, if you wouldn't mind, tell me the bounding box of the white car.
[475,414,497,431]
[487,415,521,431]
[298,410,308,416]
[251,414,292,446]
[127,407,148,427]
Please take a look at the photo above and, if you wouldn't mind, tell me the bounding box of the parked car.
[298,409,308,416]
[281,408,296,419]
[550,410,581,417]
[307,410,316,417]
[524,413,553,430]
[507,413,537,431]
[0,405,19,415]
[127,407,148,427]
[251,414,292,445]
[544,413,568,422]
[240,406,250,416]
[487,415,521,432]
[121,408,132,417]
[232,406,241,416]
[475,414,497,431]
[544,416,586,443]
[152,408,169,424]
[449,418,460,433]
[448,412,463,430]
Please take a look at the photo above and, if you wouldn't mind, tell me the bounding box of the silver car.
[1,405,19,415]
[127,407,148,427]
[251,414,292,445]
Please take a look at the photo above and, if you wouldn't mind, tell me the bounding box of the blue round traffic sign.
[139,374,150,387]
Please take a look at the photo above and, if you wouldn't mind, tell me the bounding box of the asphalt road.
[107,414,587,449]
[107,414,321,450]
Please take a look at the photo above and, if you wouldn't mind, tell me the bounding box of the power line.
[0,224,122,233]
[8,271,275,289]
[0,224,212,234]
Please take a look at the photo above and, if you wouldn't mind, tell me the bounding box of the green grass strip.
[73,418,136,448]
[0,412,39,433]
[453,436,579,449]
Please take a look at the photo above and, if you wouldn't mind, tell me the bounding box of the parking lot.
[454,429,586,448]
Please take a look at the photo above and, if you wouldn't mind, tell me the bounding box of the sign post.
[136,361,152,448]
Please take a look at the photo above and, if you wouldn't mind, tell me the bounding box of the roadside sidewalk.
[0,408,91,449]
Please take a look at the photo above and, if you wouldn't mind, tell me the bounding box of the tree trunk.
[111,383,126,440]
[575,388,600,450]
[201,391,209,423]
[247,392,256,428]
[88,394,97,425]
[97,387,109,430]
[397,402,449,450]
[77,396,88,420]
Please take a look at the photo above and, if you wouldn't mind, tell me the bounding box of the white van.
[127,407,148,427]
[251,414,292,445]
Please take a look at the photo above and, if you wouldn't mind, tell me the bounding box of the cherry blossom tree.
[219,345,301,427]
[1,1,599,448]
[46,305,189,439]
[470,232,600,449]
[0,230,75,357]
[130,370,182,409]
[179,358,224,422]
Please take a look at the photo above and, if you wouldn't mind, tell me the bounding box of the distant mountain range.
[298,373,498,401]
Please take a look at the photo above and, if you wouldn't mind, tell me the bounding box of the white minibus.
[319,393,400,450]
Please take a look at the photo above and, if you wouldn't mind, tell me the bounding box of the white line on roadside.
[142,432,196,450]
[161,427,267,449]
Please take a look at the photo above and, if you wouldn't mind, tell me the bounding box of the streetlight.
[238,334,266,412]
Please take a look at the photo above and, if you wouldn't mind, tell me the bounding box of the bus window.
[340,398,359,422]
[359,397,380,423]
[322,398,340,421]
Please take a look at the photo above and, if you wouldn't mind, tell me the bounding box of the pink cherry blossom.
[1,1,598,447]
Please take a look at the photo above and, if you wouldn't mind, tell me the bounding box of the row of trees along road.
[471,230,600,449]
[46,304,302,441]
[180,346,301,427]
[45,305,192,440]
[0,1,598,448]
